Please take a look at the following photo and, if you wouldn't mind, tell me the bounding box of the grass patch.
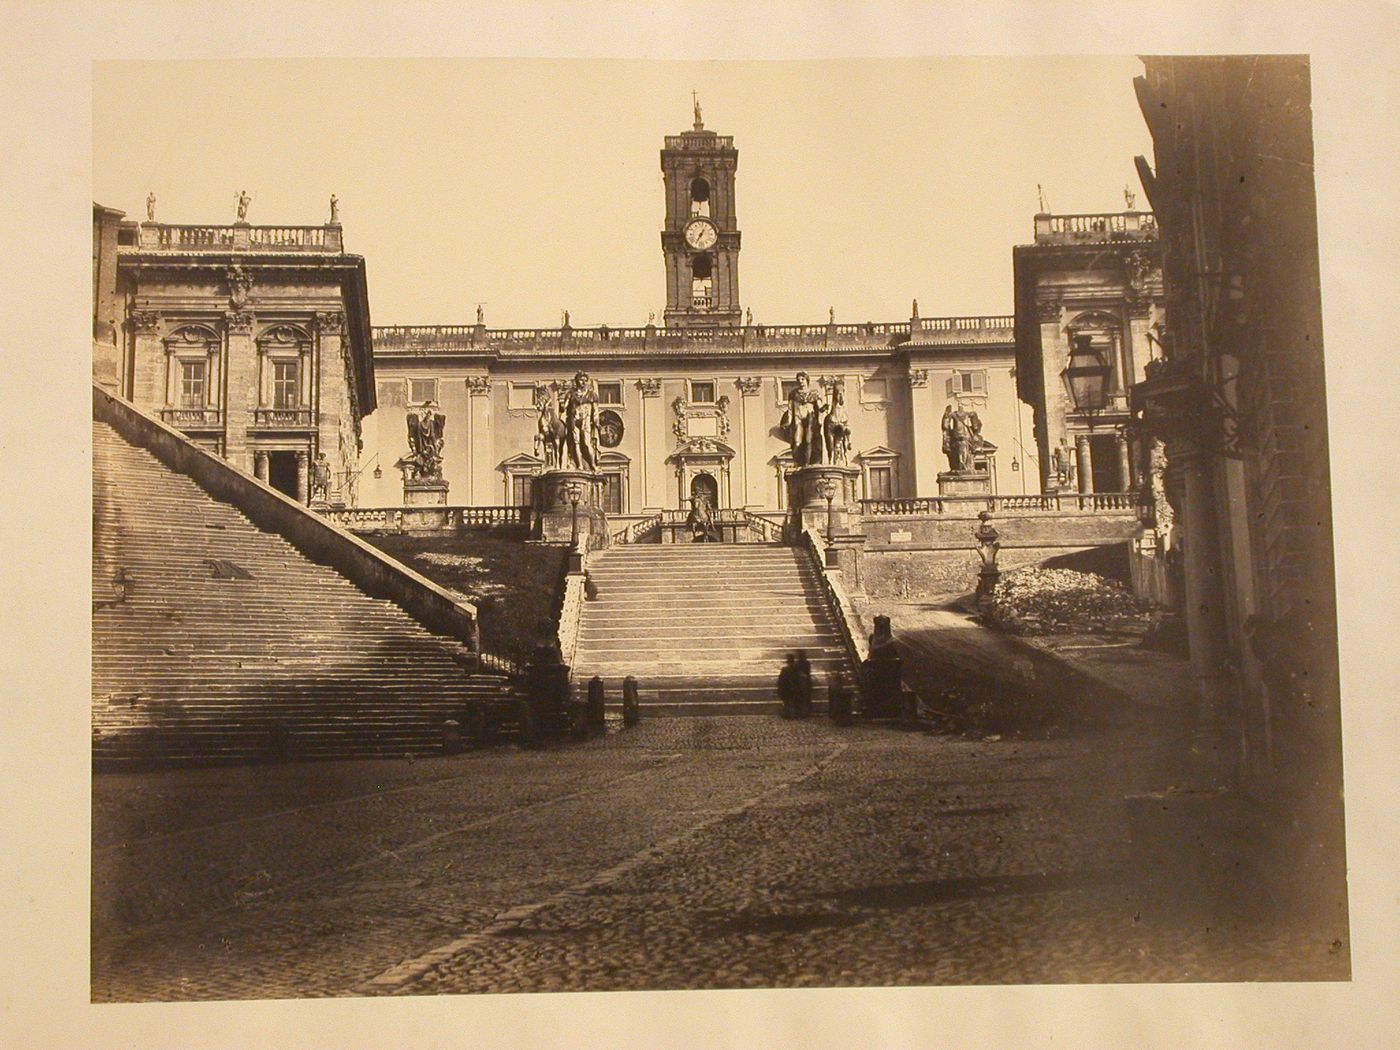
[362,531,568,665]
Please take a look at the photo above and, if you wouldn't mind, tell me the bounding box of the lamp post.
[1061,334,1112,498]
[563,480,584,549]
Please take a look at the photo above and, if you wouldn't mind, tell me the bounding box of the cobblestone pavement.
[93,712,1346,1002]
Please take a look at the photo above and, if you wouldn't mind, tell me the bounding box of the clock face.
[683,218,718,251]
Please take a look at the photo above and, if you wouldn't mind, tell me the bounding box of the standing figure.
[795,650,813,718]
[329,194,339,223]
[777,653,801,719]
[1053,437,1077,488]
[941,404,983,472]
[402,402,446,480]
[782,371,827,466]
[564,371,600,472]
[823,383,852,466]
[310,452,332,501]
[145,192,156,222]
[236,190,251,222]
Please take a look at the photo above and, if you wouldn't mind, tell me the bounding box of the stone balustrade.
[372,314,1013,358]
[324,505,531,533]
[1033,211,1158,244]
[860,492,1139,517]
[128,223,344,253]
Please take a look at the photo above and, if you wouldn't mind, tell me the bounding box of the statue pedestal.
[402,478,449,530]
[535,469,609,548]
[937,470,991,497]
[787,464,862,540]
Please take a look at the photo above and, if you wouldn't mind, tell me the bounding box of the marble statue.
[146,192,156,222]
[311,452,332,501]
[534,383,568,469]
[236,190,251,222]
[329,194,339,223]
[823,383,852,467]
[782,371,827,467]
[563,371,600,472]
[941,404,984,473]
[400,402,446,480]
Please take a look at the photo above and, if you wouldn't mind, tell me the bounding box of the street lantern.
[814,477,838,550]
[562,480,584,549]
[1062,334,1112,413]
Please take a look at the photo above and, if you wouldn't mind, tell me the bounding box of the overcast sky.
[94,57,1151,327]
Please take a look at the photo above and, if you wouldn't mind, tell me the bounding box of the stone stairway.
[572,543,859,715]
[92,420,513,766]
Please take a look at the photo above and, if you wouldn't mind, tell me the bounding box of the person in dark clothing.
[777,653,801,719]
[794,650,814,718]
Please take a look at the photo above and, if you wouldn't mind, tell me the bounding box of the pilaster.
[223,309,256,470]
[906,368,938,497]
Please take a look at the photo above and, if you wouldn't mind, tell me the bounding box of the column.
[907,368,938,496]
[254,451,269,483]
[1076,435,1093,494]
[295,451,310,505]
[223,310,256,471]
[1177,444,1228,729]
[1116,432,1132,493]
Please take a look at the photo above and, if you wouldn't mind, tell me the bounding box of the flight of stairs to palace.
[572,543,859,715]
[92,420,512,767]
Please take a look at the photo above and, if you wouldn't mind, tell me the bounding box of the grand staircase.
[572,543,859,715]
[93,419,513,767]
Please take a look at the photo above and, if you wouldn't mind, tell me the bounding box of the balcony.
[252,407,314,429]
[159,407,222,429]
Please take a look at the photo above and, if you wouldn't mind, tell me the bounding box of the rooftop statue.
[236,190,251,222]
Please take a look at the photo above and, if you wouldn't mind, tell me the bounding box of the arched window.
[689,176,711,218]
[691,253,714,308]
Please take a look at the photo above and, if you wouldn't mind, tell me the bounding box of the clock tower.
[661,97,741,328]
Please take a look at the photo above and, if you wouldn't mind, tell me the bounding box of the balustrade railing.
[323,505,530,532]
[135,223,343,253]
[159,407,222,427]
[1034,212,1158,242]
[611,513,662,544]
[798,528,869,693]
[743,511,785,543]
[252,407,314,428]
[859,492,1140,517]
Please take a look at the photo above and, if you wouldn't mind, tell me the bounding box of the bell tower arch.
[661,96,741,328]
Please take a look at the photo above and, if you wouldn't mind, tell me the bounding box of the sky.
[93,57,1152,327]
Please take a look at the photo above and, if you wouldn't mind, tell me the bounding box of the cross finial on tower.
[692,90,703,130]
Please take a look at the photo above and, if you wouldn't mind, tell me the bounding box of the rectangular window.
[409,378,438,404]
[272,360,299,409]
[508,383,536,410]
[780,379,799,401]
[597,381,623,404]
[510,474,534,507]
[599,473,624,515]
[179,359,206,408]
[689,380,715,404]
[946,370,988,397]
[860,378,888,404]
[867,466,894,501]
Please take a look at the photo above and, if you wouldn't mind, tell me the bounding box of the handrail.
[611,512,662,544]
[742,510,785,544]
[797,528,869,694]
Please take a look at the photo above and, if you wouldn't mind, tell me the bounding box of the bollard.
[622,675,641,727]
[587,676,607,731]
[570,697,590,740]
[828,677,853,727]
[899,688,920,730]
[441,718,463,755]
[517,696,540,749]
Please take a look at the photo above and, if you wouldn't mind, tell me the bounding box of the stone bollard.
[622,676,641,727]
[899,688,921,730]
[570,696,590,740]
[828,677,853,727]
[517,696,540,749]
[441,718,463,755]
[587,676,607,731]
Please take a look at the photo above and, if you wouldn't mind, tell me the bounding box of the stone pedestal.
[787,464,862,539]
[402,478,449,530]
[937,470,991,497]
[535,469,609,548]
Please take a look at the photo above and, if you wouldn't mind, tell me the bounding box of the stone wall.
[862,509,1138,550]
[861,543,1130,600]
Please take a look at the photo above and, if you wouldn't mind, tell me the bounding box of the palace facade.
[95,110,1161,521]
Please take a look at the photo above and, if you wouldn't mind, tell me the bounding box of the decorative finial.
[692,90,703,130]
[1124,185,1137,210]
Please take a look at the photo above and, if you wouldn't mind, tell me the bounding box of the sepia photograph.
[84,50,1355,1007]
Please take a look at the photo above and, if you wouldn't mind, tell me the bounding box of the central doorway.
[689,472,718,510]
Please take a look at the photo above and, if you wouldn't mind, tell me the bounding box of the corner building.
[360,115,1051,516]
